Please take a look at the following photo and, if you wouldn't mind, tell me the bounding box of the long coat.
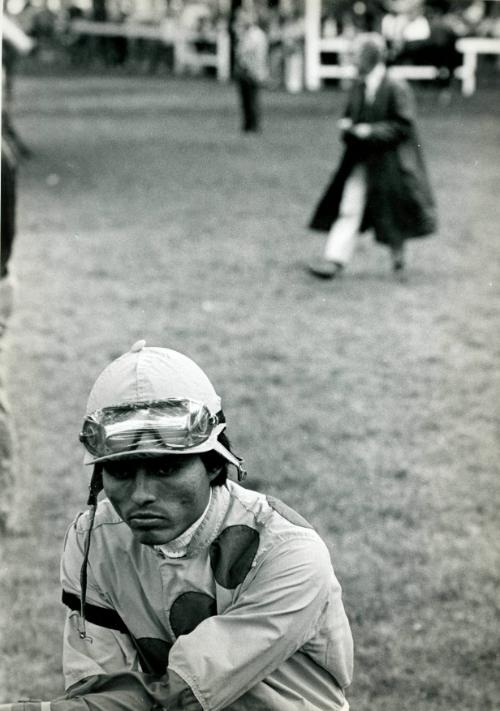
[309,72,437,247]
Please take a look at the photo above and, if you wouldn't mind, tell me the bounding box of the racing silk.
[59,481,353,711]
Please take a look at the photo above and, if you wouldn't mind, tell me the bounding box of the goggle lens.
[80,399,218,458]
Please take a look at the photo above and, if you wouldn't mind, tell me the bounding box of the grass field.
[0,74,499,709]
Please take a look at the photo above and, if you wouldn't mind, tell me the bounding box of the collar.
[364,63,385,103]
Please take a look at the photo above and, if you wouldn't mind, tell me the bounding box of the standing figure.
[234,9,268,132]
[0,216,17,533]
[0,136,19,534]
[2,14,35,158]
[308,33,437,279]
[0,59,22,534]
[0,341,353,711]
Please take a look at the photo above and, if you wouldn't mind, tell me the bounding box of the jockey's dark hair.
[200,430,233,486]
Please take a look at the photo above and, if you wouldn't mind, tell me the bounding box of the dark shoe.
[392,258,408,283]
[307,259,343,279]
[242,123,260,133]
[391,246,405,273]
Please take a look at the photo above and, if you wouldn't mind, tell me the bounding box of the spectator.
[0,341,353,710]
[382,0,431,60]
[2,14,35,158]
[0,110,20,536]
[234,8,269,132]
[1,136,17,283]
[307,32,437,279]
[0,15,33,535]
[0,281,17,535]
[388,2,461,95]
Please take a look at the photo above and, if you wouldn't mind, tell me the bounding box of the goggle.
[80,398,222,460]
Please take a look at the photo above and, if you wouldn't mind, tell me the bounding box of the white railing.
[69,20,230,81]
[456,37,500,96]
[308,34,499,95]
[68,21,500,95]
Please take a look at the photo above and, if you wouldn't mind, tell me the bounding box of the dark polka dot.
[266,496,313,529]
[135,637,172,675]
[170,591,216,637]
[210,525,260,589]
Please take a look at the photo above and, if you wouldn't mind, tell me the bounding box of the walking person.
[307,33,437,279]
[234,9,268,133]
[0,341,353,711]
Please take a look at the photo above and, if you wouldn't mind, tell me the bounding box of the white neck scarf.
[155,489,213,559]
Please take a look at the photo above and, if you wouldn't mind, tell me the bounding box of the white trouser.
[323,163,367,265]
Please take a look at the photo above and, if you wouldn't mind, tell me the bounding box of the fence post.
[216,27,230,81]
[461,50,477,96]
[304,0,321,90]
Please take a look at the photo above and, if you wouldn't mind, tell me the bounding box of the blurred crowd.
[322,0,500,39]
[3,0,500,84]
[321,0,500,89]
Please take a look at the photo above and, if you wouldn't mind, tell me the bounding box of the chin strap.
[236,457,247,482]
[78,466,103,641]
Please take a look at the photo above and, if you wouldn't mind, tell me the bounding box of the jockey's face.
[102,454,216,545]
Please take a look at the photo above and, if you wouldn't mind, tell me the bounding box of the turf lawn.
[0,74,499,709]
